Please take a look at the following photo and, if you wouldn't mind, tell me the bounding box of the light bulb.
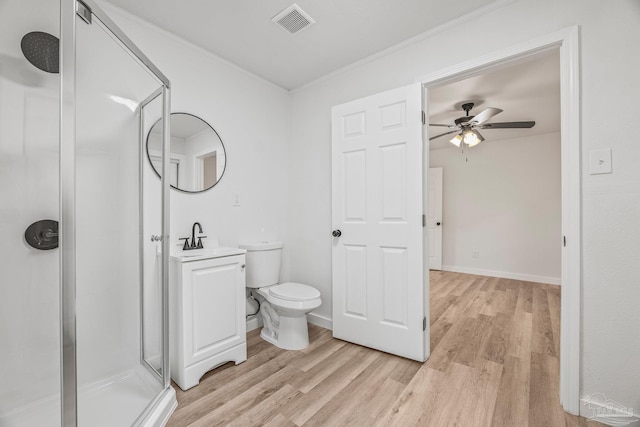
[464,132,478,146]
[463,129,483,147]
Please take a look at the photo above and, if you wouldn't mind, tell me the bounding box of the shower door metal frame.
[139,86,169,383]
[60,0,171,425]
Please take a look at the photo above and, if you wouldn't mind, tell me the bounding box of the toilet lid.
[270,282,320,302]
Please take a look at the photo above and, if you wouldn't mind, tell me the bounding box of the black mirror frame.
[146,112,227,194]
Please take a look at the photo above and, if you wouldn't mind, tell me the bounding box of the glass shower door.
[72,5,169,426]
[2,0,172,424]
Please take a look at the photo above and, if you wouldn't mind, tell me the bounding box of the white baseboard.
[581,394,639,426]
[307,312,333,330]
[440,265,561,286]
[246,315,262,332]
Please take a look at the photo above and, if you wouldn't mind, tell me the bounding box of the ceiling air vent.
[272,3,315,34]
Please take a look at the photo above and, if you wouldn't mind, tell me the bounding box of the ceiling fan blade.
[429,123,456,127]
[429,130,458,141]
[479,121,536,129]
[469,107,503,125]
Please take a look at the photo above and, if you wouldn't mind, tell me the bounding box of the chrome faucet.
[179,222,207,250]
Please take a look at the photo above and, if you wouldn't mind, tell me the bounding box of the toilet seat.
[270,282,321,302]
[258,282,322,312]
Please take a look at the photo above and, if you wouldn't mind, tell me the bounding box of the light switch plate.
[589,149,612,175]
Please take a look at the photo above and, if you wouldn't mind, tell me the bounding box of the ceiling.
[104,0,497,90]
[169,114,210,140]
[101,1,559,142]
[428,51,561,150]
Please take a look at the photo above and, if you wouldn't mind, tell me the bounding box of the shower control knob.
[150,235,162,242]
[332,229,342,237]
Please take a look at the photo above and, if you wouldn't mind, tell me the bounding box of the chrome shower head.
[21,31,59,74]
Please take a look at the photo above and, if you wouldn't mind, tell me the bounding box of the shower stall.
[0,0,175,425]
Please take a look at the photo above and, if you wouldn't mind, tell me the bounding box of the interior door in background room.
[428,167,443,270]
[331,82,428,362]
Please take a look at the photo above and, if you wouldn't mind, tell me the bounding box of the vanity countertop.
[170,247,246,262]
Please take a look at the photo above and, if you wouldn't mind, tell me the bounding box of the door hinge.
[422,214,426,227]
[563,235,566,247]
[423,317,427,331]
[421,110,426,125]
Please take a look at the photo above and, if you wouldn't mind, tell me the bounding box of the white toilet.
[239,241,321,350]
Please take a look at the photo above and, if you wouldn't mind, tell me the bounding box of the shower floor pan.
[1,366,168,427]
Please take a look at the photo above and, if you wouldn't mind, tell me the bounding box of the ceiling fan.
[429,102,535,147]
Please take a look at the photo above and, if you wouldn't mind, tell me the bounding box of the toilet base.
[260,313,310,350]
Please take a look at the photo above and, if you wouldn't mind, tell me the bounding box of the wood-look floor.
[167,271,604,427]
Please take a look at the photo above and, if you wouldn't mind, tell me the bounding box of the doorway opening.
[427,51,560,283]
[420,27,581,414]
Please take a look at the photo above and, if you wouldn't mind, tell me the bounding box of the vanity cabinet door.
[180,255,246,366]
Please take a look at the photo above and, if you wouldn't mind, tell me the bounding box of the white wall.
[102,3,292,269]
[430,132,561,284]
[287,0,640,417]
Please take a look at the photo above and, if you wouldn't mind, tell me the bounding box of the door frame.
[417,26,581,415]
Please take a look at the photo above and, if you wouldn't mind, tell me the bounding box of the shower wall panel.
[0,0,61,421]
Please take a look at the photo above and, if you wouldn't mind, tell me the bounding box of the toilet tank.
[238,241,283,288]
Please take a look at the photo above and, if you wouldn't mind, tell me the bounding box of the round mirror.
[146,113,226,193]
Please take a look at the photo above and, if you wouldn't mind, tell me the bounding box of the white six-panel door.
[428,167,443,270]
[331,83,426,362]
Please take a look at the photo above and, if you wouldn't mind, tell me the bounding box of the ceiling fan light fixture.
[463,129,484,147]
[449,133,463,147]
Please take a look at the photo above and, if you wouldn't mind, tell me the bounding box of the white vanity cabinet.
[169,249,247,390]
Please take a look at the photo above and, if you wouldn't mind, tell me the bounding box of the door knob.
[332,229,342,237]
[25,219,59,250]
[436,222,441,226]
[150,235,163,242]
